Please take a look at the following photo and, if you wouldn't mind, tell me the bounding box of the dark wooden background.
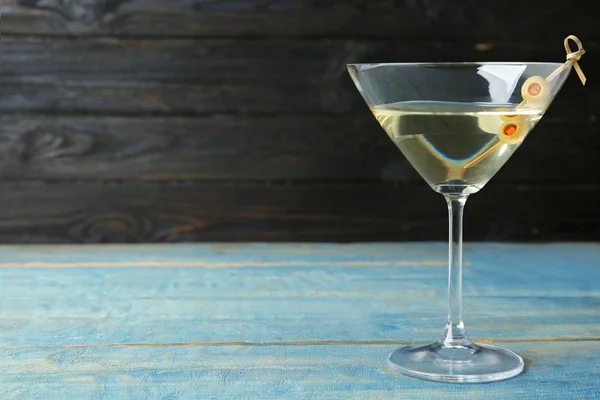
[1,0,599,243]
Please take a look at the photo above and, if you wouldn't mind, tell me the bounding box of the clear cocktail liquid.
[372,101,544,194]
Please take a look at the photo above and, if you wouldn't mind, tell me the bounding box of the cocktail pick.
[544,35,587,85]
[464,35,587,171]
[564,35,586,85]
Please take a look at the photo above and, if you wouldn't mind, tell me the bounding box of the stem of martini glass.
[440,194,473,348]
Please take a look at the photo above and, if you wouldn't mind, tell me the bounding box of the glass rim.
[347,61,565,68]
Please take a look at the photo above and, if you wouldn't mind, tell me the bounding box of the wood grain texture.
[0,115,401,181]
[0,114,598,181]
[2,37,597,115]
[0,243,599,346]
[0,243,598,399]
[0,183,598,243]
[2,4,599,244]
[1,342,599,399]
[3,0,598,41]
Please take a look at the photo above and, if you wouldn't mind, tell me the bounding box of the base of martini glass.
[386,190,524,383]
[387,326,524,383]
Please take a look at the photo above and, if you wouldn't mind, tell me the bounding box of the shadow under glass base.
[388,342,524,383]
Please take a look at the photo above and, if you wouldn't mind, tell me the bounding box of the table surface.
[1,242,599,399]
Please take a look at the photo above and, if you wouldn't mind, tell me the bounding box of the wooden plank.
[0,243,597,397]
[0,182,598,243]
[0,114,402,181]
[0,243,598,346]
[0,342,598,399]
[0,241,596,265]
[3,0,597,41]
[0,80,332,114]
[0,242,453,264]
[0,114,597,181]
[2,38,597,115]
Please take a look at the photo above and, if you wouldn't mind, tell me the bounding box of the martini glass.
[347,45,585,383]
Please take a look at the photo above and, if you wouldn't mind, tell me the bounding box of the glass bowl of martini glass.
[347,36,586,383]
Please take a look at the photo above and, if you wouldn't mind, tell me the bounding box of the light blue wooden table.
[0,243,599,399]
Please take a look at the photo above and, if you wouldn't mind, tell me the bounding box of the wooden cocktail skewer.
[462,35,587,170]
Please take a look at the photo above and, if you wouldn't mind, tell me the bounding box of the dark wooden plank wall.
[1,0,599,243]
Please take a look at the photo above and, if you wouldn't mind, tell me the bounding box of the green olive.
[498,121,528,144]
[521,76,550,105]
